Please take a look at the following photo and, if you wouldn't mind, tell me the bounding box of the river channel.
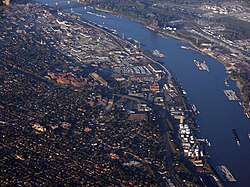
[36,1,250,186]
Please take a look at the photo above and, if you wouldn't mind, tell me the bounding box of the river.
[36,1,250,186]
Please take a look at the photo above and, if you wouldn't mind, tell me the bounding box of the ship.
[205,138,211,147]
[127,38,140,48]
[181,45,197,52]
[224,78,229,87]
[182,89,187,95]
[191,104,200,115]
[248,131,250,139]
[157,33,168,40]
[194,60,209,72]
[197,138,211,146]
[200,61,209,72]
[87,11,106,19]
[152,49,165,58]
[224,79,229,86]
[232,129,240,146]
[181,45,189,50]
[215,165,236,182]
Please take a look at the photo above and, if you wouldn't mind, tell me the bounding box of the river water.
[36,1,250,186]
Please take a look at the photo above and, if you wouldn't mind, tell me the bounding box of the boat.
[181,45,189,50]
[191,104,200,115]
[158,33,168,40]
[224,78,229,87]
[152,49,165,58]
[215,165,236,182]
[197,138,211,146]
[182,89,187,95]
[205,139,211,146]
[248,131,250,139]
[193,60,209,72]
[127,38,140,48]
[200,61,209,72]
[232,129,240,146]
[224,79,229,86]
[87,11,106,19]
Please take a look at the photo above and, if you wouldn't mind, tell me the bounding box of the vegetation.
[231,69,250,101]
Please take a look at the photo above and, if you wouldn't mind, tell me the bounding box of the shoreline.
[91,6,249,118]
[85,6,225,186]
[92,7,242,81]
[3,2,247,186]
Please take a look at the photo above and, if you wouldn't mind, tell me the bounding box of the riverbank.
[74,4,250,186]
[88,5,250,119]
[89,8,225,186]
[78,7,225,185]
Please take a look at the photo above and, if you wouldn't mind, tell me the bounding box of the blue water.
[36,1,250,186]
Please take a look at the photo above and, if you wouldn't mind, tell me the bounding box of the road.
[115,93,185,187]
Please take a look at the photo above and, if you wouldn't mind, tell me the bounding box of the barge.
[215,165,236,182]
[232,129,240,146]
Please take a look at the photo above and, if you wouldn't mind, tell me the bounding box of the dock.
[215,165,236,182]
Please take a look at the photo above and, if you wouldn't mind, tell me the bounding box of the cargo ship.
[232,129,240,146]
[194,60,209,72]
